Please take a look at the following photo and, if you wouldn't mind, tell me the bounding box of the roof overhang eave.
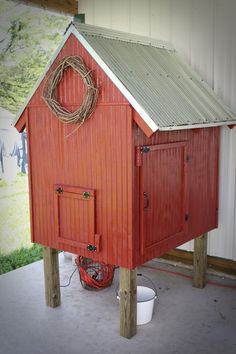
[158,120,236,131]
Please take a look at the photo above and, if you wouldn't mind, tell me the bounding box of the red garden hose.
[75,256,115,290]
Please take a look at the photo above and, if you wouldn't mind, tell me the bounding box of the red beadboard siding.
[132,112,220,266]
[25,33,134,268]
[28,104,134,268]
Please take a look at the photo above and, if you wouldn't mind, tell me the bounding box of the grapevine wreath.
[43,55,98,127]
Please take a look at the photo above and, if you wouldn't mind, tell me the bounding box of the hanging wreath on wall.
[43,56,98,127]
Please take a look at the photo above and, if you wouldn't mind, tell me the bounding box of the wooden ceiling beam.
[21,1,78,15]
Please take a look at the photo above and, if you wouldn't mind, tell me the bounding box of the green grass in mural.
[0,243,43,275]
[0,174,44,275]
[0,173,31,254]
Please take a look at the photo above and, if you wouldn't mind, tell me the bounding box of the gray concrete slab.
[0,255,236,354]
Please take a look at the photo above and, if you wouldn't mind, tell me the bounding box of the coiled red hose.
[75,256,115,290]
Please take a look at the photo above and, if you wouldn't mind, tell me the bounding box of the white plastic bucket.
[63,252,77,264]
[137,286,156,325]
[117,285,157,325]
[63,252,72,260]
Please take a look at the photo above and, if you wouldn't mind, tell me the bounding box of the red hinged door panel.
[54,185,100,252]
[140,142,189,255]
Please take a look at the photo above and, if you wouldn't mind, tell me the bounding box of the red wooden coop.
[14,23,236,338]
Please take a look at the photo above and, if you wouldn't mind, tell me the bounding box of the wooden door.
[54,185,100,252]
[139,142,189,255]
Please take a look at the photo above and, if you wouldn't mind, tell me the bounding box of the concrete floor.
[0,255,236,354]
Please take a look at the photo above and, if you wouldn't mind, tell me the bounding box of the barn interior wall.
[79,0,236,261]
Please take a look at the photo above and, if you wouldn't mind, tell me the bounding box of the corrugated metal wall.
[79,0,236,261]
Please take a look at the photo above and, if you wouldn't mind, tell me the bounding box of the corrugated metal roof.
[73,23,236,131]
[14,22,236,132]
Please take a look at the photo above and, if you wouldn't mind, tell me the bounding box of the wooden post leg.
[43,247,61,307]
[119,267,137,339]
[193,233,208,288]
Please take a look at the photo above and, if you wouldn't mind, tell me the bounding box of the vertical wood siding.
[28,35,135,268]
[133,121,219,265]
[79,0,236,261]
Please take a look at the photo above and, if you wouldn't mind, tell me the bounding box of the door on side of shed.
[139,141,189,255]
[54,185,100,252]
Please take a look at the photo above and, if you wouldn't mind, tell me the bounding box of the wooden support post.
[193,233,208,288]
[119,267,137,339]
[43,247,61,308]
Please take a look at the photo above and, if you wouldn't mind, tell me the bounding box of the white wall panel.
[150,0,171,41]
[231,0,236,113]
[79,0,94,24]
[129,0,150,36]
[93,0,112,28]
[213,0,233,105]
[208,127,236,260]
[79,0,236,260]
[111,0,130,32]
[191,0,214,86]
[170,0,192,61]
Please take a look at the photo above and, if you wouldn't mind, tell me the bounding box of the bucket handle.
[116,273,158,300]
[137,273,158,299]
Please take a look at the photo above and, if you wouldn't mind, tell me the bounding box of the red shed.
[15,23,236,337]
[14,22,236,268]
[14,22,236,337]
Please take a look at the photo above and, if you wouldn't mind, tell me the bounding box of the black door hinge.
[56,186,63,194]
[87,244,97,252]
[136,145,151,166]
[141,146,150,153]
[186,155,190,162]
[185,213,189,221]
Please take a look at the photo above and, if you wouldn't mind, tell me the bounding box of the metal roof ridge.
[72,22,175,51]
